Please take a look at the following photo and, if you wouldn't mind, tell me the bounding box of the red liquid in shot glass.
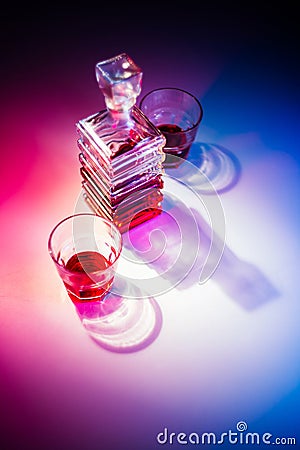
[64,251,114,303]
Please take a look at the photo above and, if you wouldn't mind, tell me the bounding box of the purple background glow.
[1,4,299,449]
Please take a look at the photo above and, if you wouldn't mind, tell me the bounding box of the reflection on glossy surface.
[120,170,226,293]
[75,279,162,353]
[121,196,201,295]
[166,142,242,193]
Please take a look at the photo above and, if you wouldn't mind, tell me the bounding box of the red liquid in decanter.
[76,53,166,234]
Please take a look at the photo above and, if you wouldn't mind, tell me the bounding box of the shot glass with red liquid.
[48,213,122,303]
[140,87,203,167]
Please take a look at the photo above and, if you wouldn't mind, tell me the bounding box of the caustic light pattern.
[0,43,300,450]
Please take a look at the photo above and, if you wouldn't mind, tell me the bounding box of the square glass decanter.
[76,53,166,233]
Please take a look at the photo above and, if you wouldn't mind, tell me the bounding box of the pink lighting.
[0,4,299,449]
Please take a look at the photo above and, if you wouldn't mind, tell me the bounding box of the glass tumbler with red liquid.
[140,87,203,167]
[48,214,122,303]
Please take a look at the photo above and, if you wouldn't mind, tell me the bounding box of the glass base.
[163,148,191,168]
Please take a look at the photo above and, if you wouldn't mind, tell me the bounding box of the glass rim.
[139,86,204,131]
[48,213,123,271]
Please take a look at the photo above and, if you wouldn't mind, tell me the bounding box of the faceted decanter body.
[76,53,166,232]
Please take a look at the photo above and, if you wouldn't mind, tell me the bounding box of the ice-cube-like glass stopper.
[95,53,143,112]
